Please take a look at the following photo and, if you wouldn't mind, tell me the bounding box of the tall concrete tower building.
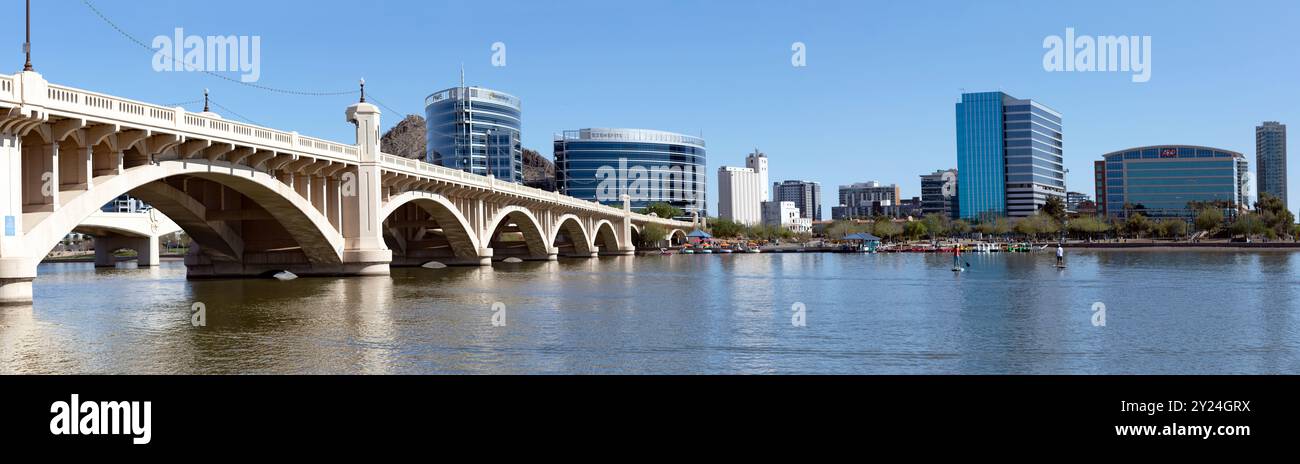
[1256,121,1287,207]
[746,149,769,201]
[718,166,763,225]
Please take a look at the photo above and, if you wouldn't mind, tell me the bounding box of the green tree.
[1231,213,1267,239]
[1256,193,1296,238]
[1013,216,1040,239]
[826,220,865,240]
[1159,219,1188,239]
[949,220,972,236]
[639,223,667,248]
[1013,212,1059,240]
[1124,214,1151,239]
[708,219,743,239]
[1042,196,1068,223]
[1194,208,1225,234]
[873,220,902,241]
[1068,216,1110,240]
[643,202,684,220]
[903,221,928,241]
[920,213,950,240]
[992,216,1012,236]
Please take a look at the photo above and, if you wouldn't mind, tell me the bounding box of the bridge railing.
[30,79,360,164]
[0,75,13,100]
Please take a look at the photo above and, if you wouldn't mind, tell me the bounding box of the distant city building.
[772,180,822,221]
[1066,191,1091,212]
[554,128,707,219]
[1095,145,1250,221]
[425,85,523,182]
[919,169,959,219]
[718,166,763,225]
[101,195,149,213]
[1256,121,1287,207]
[834,181,901,219]
[746,149,770,201]
[1074,200,1098,216]
[762,201,811,233]
[899,197,923,218]
[956,92,1065,220]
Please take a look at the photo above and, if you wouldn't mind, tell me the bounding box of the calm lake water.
[2,251,1298,374]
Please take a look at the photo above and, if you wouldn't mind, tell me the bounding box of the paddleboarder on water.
[1056,243,1065,267]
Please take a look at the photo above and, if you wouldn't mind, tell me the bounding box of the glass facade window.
[424,86,523,183]
[554,128,707,219]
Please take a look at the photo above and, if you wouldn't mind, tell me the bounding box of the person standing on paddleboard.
[1056,243,1064,267]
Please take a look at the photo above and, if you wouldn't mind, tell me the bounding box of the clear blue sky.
[16,0,1300,218]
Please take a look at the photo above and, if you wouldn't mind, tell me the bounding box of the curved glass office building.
[425,86,523,182]
[554,128,707,219]
[1095,145,1249,220]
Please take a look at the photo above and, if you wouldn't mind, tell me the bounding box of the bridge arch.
[629,223,643,249]
[484,206,549,259]
[550,214,593,256]
[667,229,688,246]
[592,219,621,253]
[379,191,481,260]
[24,159,343,270]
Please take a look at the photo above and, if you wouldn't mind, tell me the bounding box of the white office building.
[718,166,763,225]
[762,201,811,234]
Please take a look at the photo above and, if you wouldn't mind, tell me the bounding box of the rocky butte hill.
[380,114,427,160]
[522,148,556,191]
[379,115,556,191]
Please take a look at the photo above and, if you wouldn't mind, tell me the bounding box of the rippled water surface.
[2,251,1298,374]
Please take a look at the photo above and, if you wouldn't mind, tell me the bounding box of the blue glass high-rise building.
[955,92,1065,220]
[424,86,523,182]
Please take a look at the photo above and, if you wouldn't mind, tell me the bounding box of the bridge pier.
[0,99,36,304]
[0,257,37,306]
[338,93,393,276]
[93,233,159,267]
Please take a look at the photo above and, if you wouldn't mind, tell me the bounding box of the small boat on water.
[682,248,695,254]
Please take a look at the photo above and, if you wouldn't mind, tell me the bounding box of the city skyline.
[22,0,1300,219]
